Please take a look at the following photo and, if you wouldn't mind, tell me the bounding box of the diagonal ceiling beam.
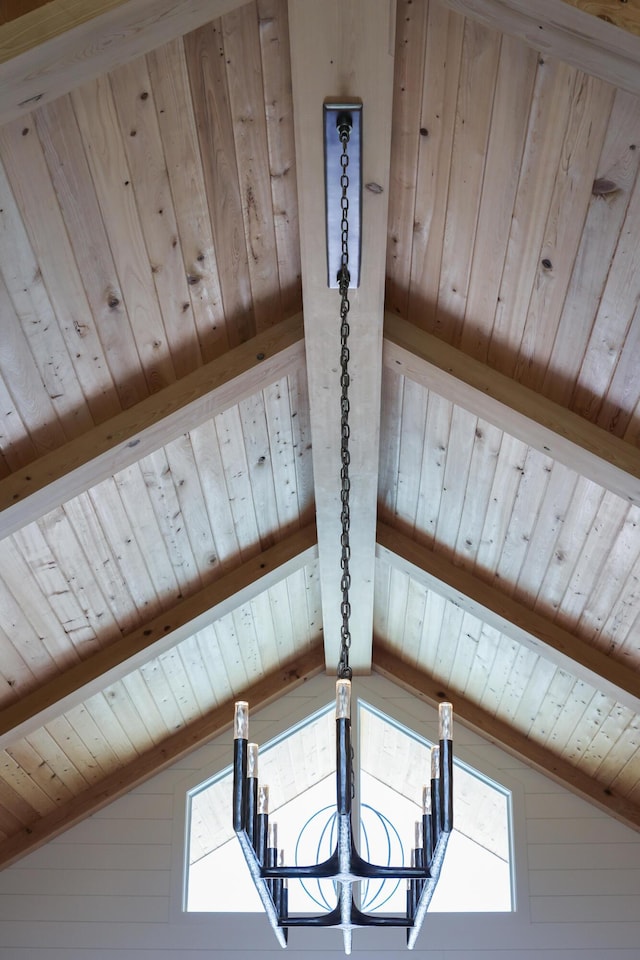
[0,314,304,539]
[442,0,640,94]
[561,0,640,39]
[0,523,318,749]
[0,0,249,125]
[0,645,326,869]
[289,0,396,672]
[384,313,640,507]
[377,522,640,714]
[373,645,640,833]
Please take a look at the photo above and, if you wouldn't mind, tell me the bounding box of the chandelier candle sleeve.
[336,680,352,818]
[256,784,269,867]
[422,785,433,866]
[233,702,249,833]
[247,743,259,848]
[234,701,249,739]
[430,746,441,855]
[439,704,454,835]
[336,679,351,719]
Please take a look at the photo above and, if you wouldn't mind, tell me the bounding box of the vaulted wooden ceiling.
[0,0,640,867]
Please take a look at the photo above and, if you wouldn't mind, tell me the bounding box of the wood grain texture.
[562,0,640,38]
[0,646,325,868]
[289,0,396,671]
[0,315,304,538]
[373,645,640,832]
[34,95,151,411]
[384,314,640,506]
[376,523,640,712]
[146,37,229,363]
[442,0,640,94]
[0,0,248,125]
[185,19,255,347]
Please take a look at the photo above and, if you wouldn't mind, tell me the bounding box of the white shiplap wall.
[0,674,639,959]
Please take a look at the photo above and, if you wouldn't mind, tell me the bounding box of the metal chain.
[337,114,352,682]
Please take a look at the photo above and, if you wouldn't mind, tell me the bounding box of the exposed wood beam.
[289,0,396,672]
[0,0,248,125]
[0,314,304,539]
[0,524,318,749]
[0,1,54,26]
[562,0,640,39]
[384,314,640,507]
[0,0,129,41]
[377,522,640,714]
[442,0,640,94]
[0,645,326,869]
[373,645,640,833]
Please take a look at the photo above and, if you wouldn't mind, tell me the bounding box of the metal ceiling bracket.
[324,102,362,288]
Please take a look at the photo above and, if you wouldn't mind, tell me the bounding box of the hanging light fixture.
[232,104,454,954]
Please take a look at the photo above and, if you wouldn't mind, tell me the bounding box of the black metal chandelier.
[232,104,454,954]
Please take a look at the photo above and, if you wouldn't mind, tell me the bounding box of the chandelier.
[232,104,454,954]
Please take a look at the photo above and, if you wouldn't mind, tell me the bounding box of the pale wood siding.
[387,0,640,446]
[0,0,300,467]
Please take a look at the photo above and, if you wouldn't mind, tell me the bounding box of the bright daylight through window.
[185,701,513,914]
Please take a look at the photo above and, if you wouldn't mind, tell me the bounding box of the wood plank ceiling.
[0,0,640,866]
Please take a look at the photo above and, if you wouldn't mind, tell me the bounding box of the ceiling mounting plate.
[324,102,362,289]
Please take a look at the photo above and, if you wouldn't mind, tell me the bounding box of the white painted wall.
[0,674,639,959]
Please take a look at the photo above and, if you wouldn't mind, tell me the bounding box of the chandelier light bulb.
[439,702,453,741]
[234,701,249,740]
[247,743,258,779]
[431,745,440,780]
[336,679,352,719]
[268,822,278,850]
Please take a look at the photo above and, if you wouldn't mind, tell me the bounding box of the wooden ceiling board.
[0,557,322,841]
[0,371,313,721]
[1,0,640,866]
[0,647,326,869]
[188,705,336,864]
[376,522,640,716]
[442,0,640,94]
[0,2,301,485]
[389,2,640,442]
[374,565,640,801]
[381,372,640,676]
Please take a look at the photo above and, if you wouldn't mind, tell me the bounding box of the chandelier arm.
[234,826,288,947]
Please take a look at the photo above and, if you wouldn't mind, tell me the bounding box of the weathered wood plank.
[0,315,304,538]
[256,0,301,317]
[376,522,640,713]
[223,3,282,331]
[0,523,317,747]
[384,313,640,506]
[562,0,640,38]
[146,37,229,363]
[0,646,325,868]
[0,0,248,125]
[185,19,255,347]
[442,0,640,94]
[289,0,396,671]
[34,95,150,412]
[373,645,640,832]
